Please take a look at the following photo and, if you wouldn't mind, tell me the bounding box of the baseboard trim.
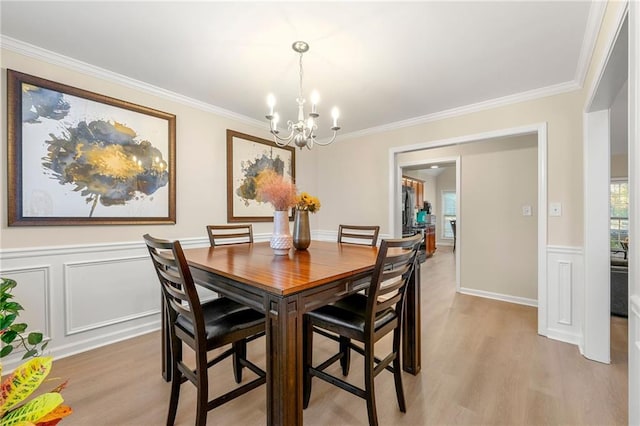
[547,328,587,349]
[53,320,160,361]
[459,287,538,307]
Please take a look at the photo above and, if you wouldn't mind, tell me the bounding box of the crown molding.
[2,25,594,144]
[339,2,608,142]
[339,80,580,141]
[0,35,268,130]
[574,1,608,87]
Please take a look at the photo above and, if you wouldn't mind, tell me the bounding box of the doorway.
[401,158,460,290]
[390,124,547,333]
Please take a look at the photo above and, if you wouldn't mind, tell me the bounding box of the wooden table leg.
[402,259,421,374]
[265,294,303,425]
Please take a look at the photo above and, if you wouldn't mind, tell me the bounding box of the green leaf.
[0,314,17,330]
[27,332,43,345]
[1,330,18,344]
[9,323,27,333]
[41,341,49,350]
[0,278,17,293]
[0,345,14,358]
[22,349,37,360]
[0,293,13,305]
[3,302,23,312]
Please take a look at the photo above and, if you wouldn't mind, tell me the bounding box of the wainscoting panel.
[0,238,209,372]
[546,246,584,346]
[64,256,159,335]
[557,261,573,325]
[0,266,52,349]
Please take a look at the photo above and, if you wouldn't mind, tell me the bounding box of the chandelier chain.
[298,52,304,101]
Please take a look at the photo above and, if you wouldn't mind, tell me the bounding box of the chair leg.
[303,316,313,409]
[232,339,247,383]
[364,342,379,426]
[339,336,351,376]
[195,350,209,426]
[392,328,406,412]
[166,336,182,426]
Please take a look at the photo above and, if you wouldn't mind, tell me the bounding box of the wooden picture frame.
[7,69,176,226]
[226,130,296,222]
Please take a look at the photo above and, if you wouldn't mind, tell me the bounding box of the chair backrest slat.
[144,234,205,342]
[207,224,253,246]
[365,234,422,333]
[338,225,380,247]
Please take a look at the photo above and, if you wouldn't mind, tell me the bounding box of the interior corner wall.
[0,48,318,249]
[0,47,320,369]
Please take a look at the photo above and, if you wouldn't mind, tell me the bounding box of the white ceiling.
[1,1,598,139]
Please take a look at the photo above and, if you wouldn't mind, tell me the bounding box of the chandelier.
[265,41,340,150]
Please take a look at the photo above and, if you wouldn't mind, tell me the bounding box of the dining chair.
[337,224,380,247]
[206,224,253,246]
[302,234,422,426]
[144,234,266,426]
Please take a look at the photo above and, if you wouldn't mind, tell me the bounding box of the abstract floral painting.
[7,70,176,225]
[226,130,295,222]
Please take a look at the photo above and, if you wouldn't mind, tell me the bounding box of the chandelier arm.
[271,130,296,145]
[311,130,339,146]
[269,121,297,147]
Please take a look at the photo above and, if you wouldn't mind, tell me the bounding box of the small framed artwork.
[226,130,296,222]
[7,69,176,226]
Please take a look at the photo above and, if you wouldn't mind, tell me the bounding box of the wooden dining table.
[177,241,421,426]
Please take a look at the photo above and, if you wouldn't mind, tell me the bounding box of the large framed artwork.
[226,130,296,222]
[7,70,176,226]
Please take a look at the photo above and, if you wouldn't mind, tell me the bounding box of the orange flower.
[295,192,321,213]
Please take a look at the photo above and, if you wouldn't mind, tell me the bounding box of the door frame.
[388,122,548,335]
[583,1,629,364]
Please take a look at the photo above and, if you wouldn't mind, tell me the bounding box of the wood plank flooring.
[49,246,628,425]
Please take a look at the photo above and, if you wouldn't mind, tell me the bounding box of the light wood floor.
[49,246,628,425]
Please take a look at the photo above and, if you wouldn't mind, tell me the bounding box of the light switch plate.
[522,205,532,216]
[549,202,562,217]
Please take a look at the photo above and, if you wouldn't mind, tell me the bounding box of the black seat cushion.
[176,297,264,343]
[307,294,397,338]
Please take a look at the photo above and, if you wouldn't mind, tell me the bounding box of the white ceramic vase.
[271,210,292,255]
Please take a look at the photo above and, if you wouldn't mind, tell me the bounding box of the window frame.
[610,178,628,250]
[441,190,456,240]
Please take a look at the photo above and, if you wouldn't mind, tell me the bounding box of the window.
[610,180,628,250]
[441,190,456,239]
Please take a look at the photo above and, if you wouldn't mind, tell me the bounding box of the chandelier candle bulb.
[310,90,319,115]
[267,94,276,116]
[331,107,339,128]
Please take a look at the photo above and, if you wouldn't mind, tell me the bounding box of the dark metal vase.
[292,209,311,250]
